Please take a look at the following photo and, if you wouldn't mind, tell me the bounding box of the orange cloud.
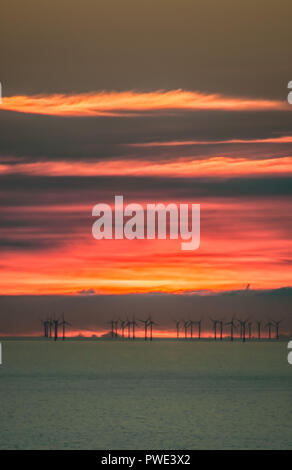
[131,136,292,147]
[1,156,291,177]
[1,90,289,116]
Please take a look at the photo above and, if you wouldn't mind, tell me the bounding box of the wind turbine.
[237,319,248,342]
[255,320,262,340]
[210,318,219,340]
[120,319,127,338]
[139,318,149,340]
[53,318,60,341]
[247,321,253,340]
[48,317,53,338]
[265,321,273,340]
[188,320,196,339]
[42,317,52,338]
[124,316,131,339]
[195,319,202,339]
[60,313,71,340]
[218,319,224,340]
[147,316,157,341]
[174,320,181,338]
[183,320,189,339]
[225,317,236,341]
[114,320,119,338]
[131,316,138,340]
[238,320,243,339]
[106,320,115,338]
[41,319,49,338]
[272,320,282,340]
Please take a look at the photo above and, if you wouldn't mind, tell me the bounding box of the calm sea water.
[0,339,291,449]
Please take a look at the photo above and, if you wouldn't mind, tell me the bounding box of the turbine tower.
[60,313,71,340]
[210,318,219,340]
[272,320,281,340]
[43,317,53,338]
[114,320,119,338]
[41,319,49,338]
[125,317,131,339]
[183,320,189,339]
[265,321,273,340]
[131,316,138,340]
[247,321,253,340]
[53,318,60,341]
[147,316,157,341]
[218,319,224,341]
[174,320,181,339]
[255,320,262,340]
[188,320,196,339]
[139,318,149,340]
[237,319,248,342]
[120,319,127,338]
[225,317,236,341]
[106,320,115,338]
[193,319,202,339]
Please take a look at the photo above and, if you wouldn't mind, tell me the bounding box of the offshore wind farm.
[38,314,286,341]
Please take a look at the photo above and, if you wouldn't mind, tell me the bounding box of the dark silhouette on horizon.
[210,318,219,340]
[255,320,262,340]
[41,319,49,338]
[183,320,189,339]
[225,317,236,341]
[174,320,181,338]
[147,316,157,341]
[39,313,285,342]
[237,319,249,342]
[265,321,273,340]
[139,318,149,340]
[273,320,281,340]
[131,317,138,340]
[218,319,224,341]
[195,320,202,339]
[60,314,71,340]
[248,321,253,340]
[188,320,196,339]
[53,318,59,341]
[120,319,127,338]
[106,320,115,338]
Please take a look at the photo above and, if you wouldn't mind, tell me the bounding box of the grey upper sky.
[1,0,292,97]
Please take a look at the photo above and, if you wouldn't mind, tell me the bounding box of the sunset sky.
[0,0,291,335]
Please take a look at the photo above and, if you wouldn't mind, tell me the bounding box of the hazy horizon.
[1,287,291,336]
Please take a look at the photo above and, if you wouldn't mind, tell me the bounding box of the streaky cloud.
[1,89,289,116]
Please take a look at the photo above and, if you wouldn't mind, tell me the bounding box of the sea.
[0,338,291,449]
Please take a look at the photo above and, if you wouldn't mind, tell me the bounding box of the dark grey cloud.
[0,175,291,257]
[0,238,59,251]
[0,176,291,209]
[1,0,291,99]
[0,205,91,252]
[0,109,292,162]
